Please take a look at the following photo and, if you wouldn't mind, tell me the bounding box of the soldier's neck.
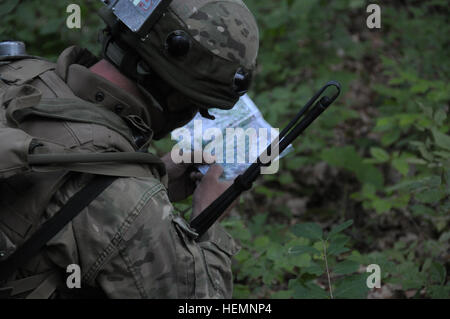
[89,59,144,101]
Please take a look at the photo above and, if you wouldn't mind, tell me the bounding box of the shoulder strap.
[0,175,117,285]
[0,59,55,86]
[28,152,167,179]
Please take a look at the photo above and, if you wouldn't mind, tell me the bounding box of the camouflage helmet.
[99,0,259,110]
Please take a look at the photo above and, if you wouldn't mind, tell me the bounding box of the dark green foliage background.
[1,0,448,299]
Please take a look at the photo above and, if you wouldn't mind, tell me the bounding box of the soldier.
[0,0,259,298]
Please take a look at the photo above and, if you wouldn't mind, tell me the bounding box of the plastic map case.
[172,94,292,180]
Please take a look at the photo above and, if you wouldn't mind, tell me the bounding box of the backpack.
[0,55,166,298]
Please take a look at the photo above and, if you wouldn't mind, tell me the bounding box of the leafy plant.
[2,0,448,299]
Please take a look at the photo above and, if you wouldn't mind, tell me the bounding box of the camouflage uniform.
[0,46,238,299]
[0,0,259,299]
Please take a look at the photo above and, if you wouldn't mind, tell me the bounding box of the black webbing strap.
[0,175,117,284]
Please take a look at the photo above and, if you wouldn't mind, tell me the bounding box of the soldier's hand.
[161,151,213,202]
[191,165,235,221]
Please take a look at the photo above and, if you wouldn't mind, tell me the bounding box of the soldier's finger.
[202,152,216,165]
[189,171,204,181]
[185,151,216,165]
[205,164,224,180]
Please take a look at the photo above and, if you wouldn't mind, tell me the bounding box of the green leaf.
[288,245,320,255]
[390,262,426,290]
[328,236,351,256]
[381,130,401,146]
[349,0,365,9]
[439,231,450,243]
[39,18,64,36]
[418,144,434,161]
[255,185,277,198]
[271,290,294,299]
[321,146,384,188]
[375,117,396,131]
[285,251,311,269]
[292,223,323,240]
[262,269,277,286]
[434,151,450,159]
[303,263,324,276]
[254,236,271,249]
[428,285,450,299]
[407,157,428,165]
[434,109,447,126]
[267,243,284,261]
[333,260,360,275]
[293,282,329,299]
[328,220,354,239]
[392,158,410,176]
[358,165,385,189]
[334,274,369,299]
[280,172,295,185]
[370,147,390,163]
[411,204,436,216]
[410,81,430,94]
[321,146,360,168]
[286,156,309,170]
[372,198,393,214]
[398,113,420,127]
[415,189,445,204]
[429,262,446,285]
[328,247,350,256]
[0,0,19,17]
[432,129,450,151]
[233,284,251,299]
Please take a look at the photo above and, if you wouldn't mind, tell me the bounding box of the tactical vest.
[0,55,167,298]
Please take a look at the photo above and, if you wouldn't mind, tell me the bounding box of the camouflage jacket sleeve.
[45,174,240,299]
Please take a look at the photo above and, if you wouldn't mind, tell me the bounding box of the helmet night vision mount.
[101,0,173,37]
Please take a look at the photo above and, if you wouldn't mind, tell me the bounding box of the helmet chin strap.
[101,32,139,81]
[101,30,168,107]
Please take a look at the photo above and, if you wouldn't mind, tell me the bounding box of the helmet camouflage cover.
[172,0,259,69]
[100,0,259,110]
